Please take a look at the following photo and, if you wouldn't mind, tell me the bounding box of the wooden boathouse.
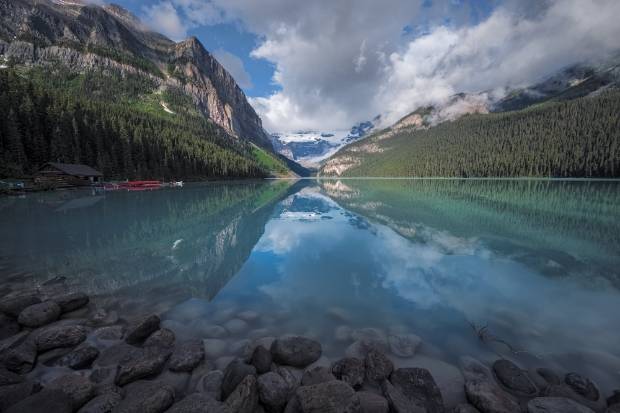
[34,163,103,187]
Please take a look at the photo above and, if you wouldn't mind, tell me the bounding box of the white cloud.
[212,49,253,89]
[142,1,188,41]
[140,0,620,132]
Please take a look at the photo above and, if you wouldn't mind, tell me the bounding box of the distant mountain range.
[0,0,300,178]
[271,118,377,167]
[321,54,620,178]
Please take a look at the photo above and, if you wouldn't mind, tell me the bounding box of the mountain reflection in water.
[1,179,619,394]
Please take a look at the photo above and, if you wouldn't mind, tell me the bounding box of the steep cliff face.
[0,0,272,148]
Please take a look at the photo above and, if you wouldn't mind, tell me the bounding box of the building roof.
[42,163,103,177]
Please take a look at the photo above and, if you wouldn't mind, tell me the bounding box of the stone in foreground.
[36,325,87,351]
[17,301,61,327]
[77,392,122,413]
[460,356,520,413]
[166,393,230,413]
[332,357,365,389]
[271,336,322,368]
[258,371,290,411]
[125,314,160,345]
[55,345,100,369]
[5,389,73,413]
[295,380,360,413]
[169,339,204,372]
[527,396,595,413]
[389,367,444,413]
[225,374,258,413]
[222,358,257,399]
[114,380,175,413]
[492,359,538,396]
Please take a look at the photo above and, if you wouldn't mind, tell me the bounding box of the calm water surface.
[1,179,619,396]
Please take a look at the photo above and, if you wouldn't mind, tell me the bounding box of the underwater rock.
[301,366,336,386]
[250,345,272,374]
[492,359,538,396]
[55,345,100,369]
[18,301,61,328]
[169,339,205,373]
[125,314,160,345]
[222,358,257,399]
[258,371,290,411]
[332,357,365,389]
[527,396,595,413]
[365,348,393,382]
[271,336,322,368]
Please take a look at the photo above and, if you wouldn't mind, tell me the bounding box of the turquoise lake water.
[1,179,619,398]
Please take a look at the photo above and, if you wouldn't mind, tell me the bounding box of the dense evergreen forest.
[325,92,620,177]
[0,67,270,179]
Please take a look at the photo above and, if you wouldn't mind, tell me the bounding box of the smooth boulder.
[527,396,595,413]
[365,348,393,382]
[1,334,37,373]
[222,359,257,399]
[169,339,204,372]
[77,392,122,413]
[125,314,160,345]
[258,371,290,411]
[115,347,170,386]
[5,389,73,413]
[271,336,322,368]
[251,345,272,374]
[36,325,87,351]
[492,359,538,396]
[47,373,96,409]
[460,356,520,413]
[565,373,600,401]
[389,368,444,413]
[114,380,175,413]
[17,301,61,328]
[295,380,360,413]
[301,366,337,386]
[332,357,365,389]
[55,345,100,369]
[53,292,89,313]
[224,374,258,413]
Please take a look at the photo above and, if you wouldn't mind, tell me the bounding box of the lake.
[1,179,619,405]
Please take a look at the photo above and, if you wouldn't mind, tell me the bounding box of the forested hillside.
[0,67,270,179]
[321,92,620,178]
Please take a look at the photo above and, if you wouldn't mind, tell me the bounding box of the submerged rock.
[143,328,176,349]
[527,396,595,413]
[17,301,61,328]
[195,370,224,400]
[258,371,290,411]
[365,348,393,382]
[565,373,600,401]
[492,359,538,396]
[0,292,41,317]
[125,314,160,345]
[115,347,170,386]
[295,380,360,413]
[536,368,561,385]
[389,368,444,413]
[0,313,20,340]
[460,356,520,413]
[167,393,229,413]
[332,357,365,389]
[452,404,481,413]
[36,324,87,352]
[222,359,257,399]
[114,380,175,413]
[47,373,96,409]
[1,333,37,373]
[357,391,389,413]
[0,380,35,412]
[271,336,322,368]
[53,292,89,313]
[224,374,258,413]
[224,318,249,335]
[77,392,121,413]
[169,339,205,372]
[387,334,421,358]
[55,345,100,370]
[301,366,336,386]
[5,389,73,413]
[250,345,272,374]
[0,367,23,386]
[608,390,620,407]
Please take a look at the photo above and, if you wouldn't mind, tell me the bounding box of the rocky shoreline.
[0,286,618,413]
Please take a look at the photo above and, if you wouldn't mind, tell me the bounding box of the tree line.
[334,91,620,178]
[0,67,267,179]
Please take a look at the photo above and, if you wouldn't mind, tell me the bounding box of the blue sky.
[108,0,620,132]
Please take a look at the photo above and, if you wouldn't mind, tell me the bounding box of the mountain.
[493,54,620,112]
[270,118,377,167]
[320,57,620,178]
[0,0,295,178]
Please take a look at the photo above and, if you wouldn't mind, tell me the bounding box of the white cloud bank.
[141,0,620,131]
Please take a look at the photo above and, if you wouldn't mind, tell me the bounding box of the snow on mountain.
[271,118,377,167]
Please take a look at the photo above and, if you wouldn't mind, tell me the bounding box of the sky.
[110,0,620,133]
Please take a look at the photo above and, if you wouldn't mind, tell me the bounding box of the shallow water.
[1,179,619,395]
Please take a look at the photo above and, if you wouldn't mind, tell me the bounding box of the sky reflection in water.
[1,179,619,393]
